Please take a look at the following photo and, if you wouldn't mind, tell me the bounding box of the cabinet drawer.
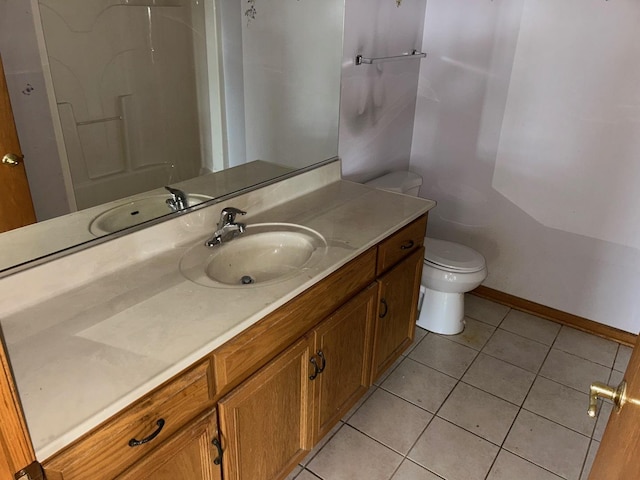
[376,214,427,275]
[43,360,214,480]
[212,247,377,398]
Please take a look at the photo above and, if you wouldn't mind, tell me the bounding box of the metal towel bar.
[355,49,426,66]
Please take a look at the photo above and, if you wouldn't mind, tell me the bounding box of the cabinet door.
[311,284,377,442]
[218,338,313,480]
[117,409,221,480]
[371,247,424,382]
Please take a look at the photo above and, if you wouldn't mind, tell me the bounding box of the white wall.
[410,0,640,334]
[339,0,427,183]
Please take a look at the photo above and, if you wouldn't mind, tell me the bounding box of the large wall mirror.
[0,0,344,275]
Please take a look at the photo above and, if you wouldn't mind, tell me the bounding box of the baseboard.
[471,286,637,347]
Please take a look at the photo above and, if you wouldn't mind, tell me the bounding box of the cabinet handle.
[379,298,388,318]
[128,419,165,447]
[309,356,320,380]
[212,437,223,465]
[317,351,326,373]
[400,240,415,250]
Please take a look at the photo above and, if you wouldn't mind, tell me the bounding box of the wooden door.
[310,284,377,442]
[118,409,222,480]
[218,338,313,480]
[0,333,39,479]
[371,247,423,382]
[0,54,36,233]
[589,337,640,479]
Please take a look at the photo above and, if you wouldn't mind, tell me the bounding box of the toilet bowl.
[365,171,488,335]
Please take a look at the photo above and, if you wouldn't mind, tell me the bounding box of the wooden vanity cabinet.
[117,409,222,480]
[42,360,217,480]
[218,338,313,480]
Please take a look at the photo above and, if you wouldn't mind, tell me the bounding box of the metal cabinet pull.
[400,240,415,250]
[317,351,326,373]
[309,356,320,380]
[128,419,165,447]
[212,437,223,465]
[379,298,388,318]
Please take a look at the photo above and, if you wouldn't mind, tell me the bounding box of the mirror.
[0,0,344,275]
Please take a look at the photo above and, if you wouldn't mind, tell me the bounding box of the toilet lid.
[424,238,486,272]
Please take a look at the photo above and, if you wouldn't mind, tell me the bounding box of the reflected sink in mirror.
[89,194,213,236]
[180,223,328,288]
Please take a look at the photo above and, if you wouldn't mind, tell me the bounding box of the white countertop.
[0,169,435,460]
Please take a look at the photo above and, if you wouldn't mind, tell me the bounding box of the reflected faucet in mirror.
[0,0,343,276]
[164,187,188,213]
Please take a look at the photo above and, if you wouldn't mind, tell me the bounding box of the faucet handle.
[218,207,247,228]
[164,186,188,212]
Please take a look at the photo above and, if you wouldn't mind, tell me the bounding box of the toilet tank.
[365,171,423,197]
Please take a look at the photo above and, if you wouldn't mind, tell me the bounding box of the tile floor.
[285,294,632,480]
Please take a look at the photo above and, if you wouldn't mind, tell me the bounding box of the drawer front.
[376,214,427,275]
[212,247,377,399]
[43,360,214,480]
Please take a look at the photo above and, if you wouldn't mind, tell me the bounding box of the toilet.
[365,171,487,335]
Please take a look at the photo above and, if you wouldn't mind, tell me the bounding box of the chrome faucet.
[165,186,188,212]
[206,207,247,247]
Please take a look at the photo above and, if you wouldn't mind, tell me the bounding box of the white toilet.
[365,171,487,335]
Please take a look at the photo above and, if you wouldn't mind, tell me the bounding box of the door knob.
[588,380,626,417]
[2,153,22,166]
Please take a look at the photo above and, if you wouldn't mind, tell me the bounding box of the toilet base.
[416,288,465,335]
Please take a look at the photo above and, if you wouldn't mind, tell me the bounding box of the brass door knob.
[2,153,22,166]
[588,380,626,417]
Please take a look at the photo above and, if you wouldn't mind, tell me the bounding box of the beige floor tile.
[482,329,550,373]
[609,368,624,386]
[307,425,402,480]
[409,334,478,378]
[580,440,600,480]
[444,317,495,350]
[437,382,519,445]
[391,460,442,480]
[348,388,433,454]
[504,410,590,480]
[296,471,320,480]
[464,294,510,326]
[553,327,618,367]
[408,417,499,480]
[285,465,303,480]
[487,450,563,480]
[614,344,633,373]
[341,385,376,422]
[592,401,612,442]
[301,421,343,466]
[539,349,610,393]
[499,310,560,345]
[404,327,428,356]
[462,353,536,405]
[374,355,404,386]
[381,358,457,413]
[523,376,596,436]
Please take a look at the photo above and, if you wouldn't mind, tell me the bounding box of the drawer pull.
[212,437,223,465]
[128,419,165,447]
[400,240,415,250]
[309,356,320,380]
[317,351,326,373]
[379,298,388,318]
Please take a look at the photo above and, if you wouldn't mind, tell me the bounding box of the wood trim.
[472,286,637,347]
[0,334,36,478]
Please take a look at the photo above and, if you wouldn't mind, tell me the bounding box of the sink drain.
[241,275,255,285]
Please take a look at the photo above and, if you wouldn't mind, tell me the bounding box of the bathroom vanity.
[0,163,434,480]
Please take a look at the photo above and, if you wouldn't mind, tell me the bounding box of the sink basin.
[179,223,327,287]
[89,193,212,235]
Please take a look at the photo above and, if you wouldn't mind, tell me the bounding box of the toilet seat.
[424,238,486,273]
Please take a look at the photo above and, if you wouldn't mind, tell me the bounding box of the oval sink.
[89,193,212,236]
[179,223,327,288]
